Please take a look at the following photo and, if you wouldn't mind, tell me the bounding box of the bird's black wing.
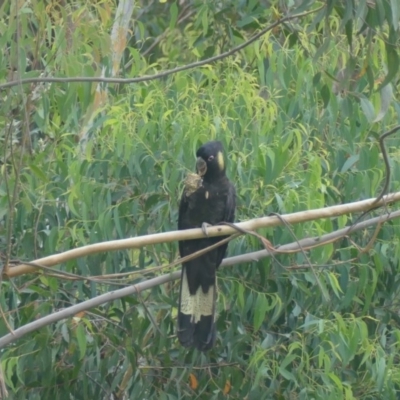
[178,185,217,350]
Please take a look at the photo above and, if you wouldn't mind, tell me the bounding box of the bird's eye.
[208,155,214,162]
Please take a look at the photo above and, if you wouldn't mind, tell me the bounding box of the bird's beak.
[196,157,207,177]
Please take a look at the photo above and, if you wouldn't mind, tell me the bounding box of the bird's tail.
[177,267,216,351]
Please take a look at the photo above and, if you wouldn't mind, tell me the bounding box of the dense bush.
[1,1,400,398]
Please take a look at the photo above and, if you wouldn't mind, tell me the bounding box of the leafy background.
[1,0,400,398]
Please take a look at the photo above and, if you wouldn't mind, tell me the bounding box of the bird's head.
[196,141,226,181]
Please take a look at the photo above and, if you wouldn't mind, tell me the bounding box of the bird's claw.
[201,222,212,237]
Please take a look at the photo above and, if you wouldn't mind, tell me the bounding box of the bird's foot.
[201,222,212,237]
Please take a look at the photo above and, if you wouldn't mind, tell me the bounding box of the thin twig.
[372,125,400,205]
[348,221,383,254]
[137,7,195,60]
[219,221,285,269]
[136,291,163,336]
[137,362,239,370]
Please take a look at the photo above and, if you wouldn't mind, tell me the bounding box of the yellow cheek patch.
[217,151,224,171]
[205,191,209,199]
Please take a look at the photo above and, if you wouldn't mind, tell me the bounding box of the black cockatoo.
[177,141,236,351]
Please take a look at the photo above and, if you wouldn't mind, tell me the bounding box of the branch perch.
[0,210,399,349]
[6,192,400,278]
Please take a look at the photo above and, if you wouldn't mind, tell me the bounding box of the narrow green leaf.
[326,272,343,298]
[30,165,49,182]
[113,206,124,238]
[328,372,343,390]
[345,19,353,48]
[373,84,393,122]
[359,97,375,122]
[201,8,208,36]
[321,84,330,108]
[237,282,245,310]
[261,334,275,349]
[307,7,326,34]
[76,324,87,360]
[279,366,295,381]
[379,0,389,22]
[281,353,297,369]
[313,38,332,61]
[313,72,321,85]
[4,357,18,390]
[341,282,357,308]
[390,0,399,30]
[237,16,257,28]
[376,356,386,392]
[292,0,313,14]
[378,43,399,89]
[253,293,268,331]
[67,192,80,218]
[341,154,359,173]
[169,2,178,29]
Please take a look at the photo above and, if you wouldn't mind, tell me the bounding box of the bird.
[177,140,236,351]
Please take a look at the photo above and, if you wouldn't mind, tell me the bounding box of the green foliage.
[1,0,400,398]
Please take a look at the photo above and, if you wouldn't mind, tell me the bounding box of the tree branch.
[0,210,399,349]
[6,192,400,278]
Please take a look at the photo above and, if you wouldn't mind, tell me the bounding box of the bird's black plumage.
[177,141,236,351]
